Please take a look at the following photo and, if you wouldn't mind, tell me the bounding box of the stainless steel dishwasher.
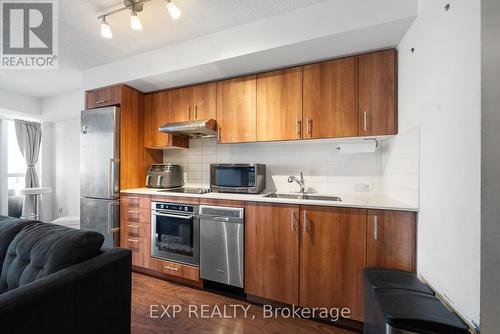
[199,205,244,288]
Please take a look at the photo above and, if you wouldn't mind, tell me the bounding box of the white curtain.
[15,120,42,217]
[0,119,8,215]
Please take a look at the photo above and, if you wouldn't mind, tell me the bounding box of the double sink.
[264,193,342,202]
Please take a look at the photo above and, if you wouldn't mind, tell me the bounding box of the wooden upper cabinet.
[216,75,257,144]
[86,85,122,109]
[303,57,359,139]
[170,87,193,123]
[144,91,188,150]
[245,203,299,305]
[367,210,416,272]
[359,49,397,136]
[193,82,216,121]
[299,206,366,321]
[256,68,303,141]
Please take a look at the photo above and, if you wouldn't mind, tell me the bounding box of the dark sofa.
[0,216,132,334]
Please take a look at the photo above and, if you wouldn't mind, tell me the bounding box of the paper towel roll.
[336,140,377,154]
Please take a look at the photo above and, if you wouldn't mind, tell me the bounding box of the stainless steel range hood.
[159,119,217,138]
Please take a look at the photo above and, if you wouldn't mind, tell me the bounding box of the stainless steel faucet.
[288,172,306,193]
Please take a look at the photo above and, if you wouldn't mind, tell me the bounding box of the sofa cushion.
[0,216,38,271]
[0,222,104,293]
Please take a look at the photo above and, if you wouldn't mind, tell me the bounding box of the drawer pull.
[128,224,139,229]
[128,210,139,214]
[127,238,139,243]
[164,265,179,271]
[95,99,107,104]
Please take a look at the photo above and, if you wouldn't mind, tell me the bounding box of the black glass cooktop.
[159,187,210,194]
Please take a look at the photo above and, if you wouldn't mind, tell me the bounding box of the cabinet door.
[216,75,256,143]
[256,68,303,141]
[299,206,366,321]
[359,49,397,135]
[144,92,171,148]
[86,86,121,109]
[170,87,193,122]
[303,57,358,139]
[193,82,216,121]
[367,210,416,272]
[245,203,299,305]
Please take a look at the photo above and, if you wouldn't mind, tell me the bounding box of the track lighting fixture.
[100,17,112,39]
[130,11,143,30]
[98,0,182,38]
[165,0,181,20]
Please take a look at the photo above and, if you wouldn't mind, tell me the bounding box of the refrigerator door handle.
[108,201,120,234]
[108,158,120,198]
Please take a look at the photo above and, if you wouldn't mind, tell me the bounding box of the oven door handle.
[153,212,194,220]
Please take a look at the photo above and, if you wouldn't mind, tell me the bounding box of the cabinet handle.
[195,106,198,120]
[127,210,139,214]
[164,265,179,271]
[291,209,295,231]
[188,106,192,120]
[95,99,107,104]
[306,117,312,136]
[363,111,368,132]
[218,127,222,142]
[303,210,308,233]
[296,119,302,136]
[128,224,139,229]
[373,216,378,240]
[128,238,139,243]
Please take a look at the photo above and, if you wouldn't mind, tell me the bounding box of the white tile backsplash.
[164,137,387,194]
[382,126,420,206]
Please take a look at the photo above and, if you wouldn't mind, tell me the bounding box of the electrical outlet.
[355,183,372,193]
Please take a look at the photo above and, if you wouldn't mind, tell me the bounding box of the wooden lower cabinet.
[245,203,300,305]
[367,210,416,272]
[150,257,200,282]
[299,206,366,321]
[121,194,152,269]
[121,221,151,269]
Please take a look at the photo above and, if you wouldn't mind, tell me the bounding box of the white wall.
[164,138,385,195]
[52,119,80,218]
[0,89,40,116]
[382,126,420,207]
[39,91,83,218]
[40,90,83,121]
[397,0,481,326]
[480,0,500,332]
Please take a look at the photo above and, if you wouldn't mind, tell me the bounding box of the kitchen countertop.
[121,188,418,212]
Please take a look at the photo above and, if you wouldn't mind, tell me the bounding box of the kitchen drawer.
[150,257,200,282]
[121,196,151,209]
[122,221,149,238]
[120,224,151,269]
[120,206,150,223]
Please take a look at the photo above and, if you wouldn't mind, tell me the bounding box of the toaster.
[146,164,184,189]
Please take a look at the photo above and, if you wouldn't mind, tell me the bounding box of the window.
[7,121,25,193]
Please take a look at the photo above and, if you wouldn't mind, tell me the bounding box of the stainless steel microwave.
[210,164,266,194]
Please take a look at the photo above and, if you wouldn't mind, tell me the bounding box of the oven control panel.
[153,202,194,212]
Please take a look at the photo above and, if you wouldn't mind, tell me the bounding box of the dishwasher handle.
[200,215,244,224]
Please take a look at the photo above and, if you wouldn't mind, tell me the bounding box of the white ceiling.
[0,0,329,98]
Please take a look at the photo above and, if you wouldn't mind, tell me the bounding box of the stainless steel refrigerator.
[80,107,120,248]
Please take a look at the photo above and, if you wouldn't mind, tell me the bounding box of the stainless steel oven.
[151,202,200,266]
[210,163,266,194]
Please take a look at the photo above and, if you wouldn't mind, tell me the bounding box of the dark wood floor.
[132,273,358,334]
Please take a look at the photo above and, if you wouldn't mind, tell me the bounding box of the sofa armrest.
[0,248,132,334]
